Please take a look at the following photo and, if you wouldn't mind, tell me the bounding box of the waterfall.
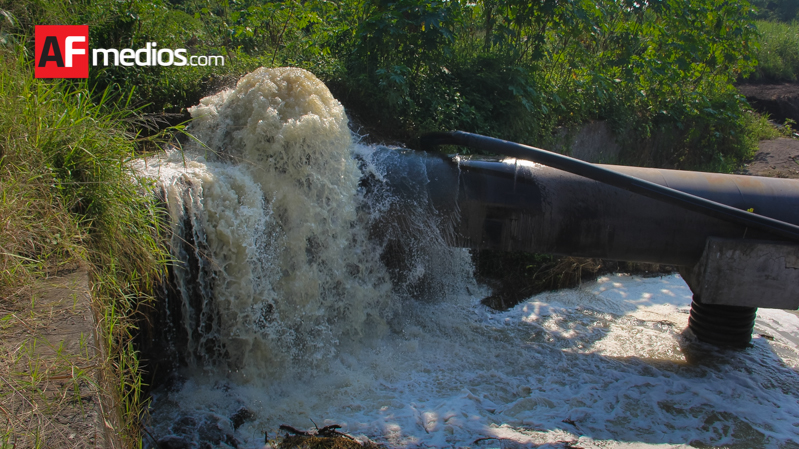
[135,68,799,449]
[134,67,469,379]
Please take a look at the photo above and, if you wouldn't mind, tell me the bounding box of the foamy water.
[146,273,799,448]
[135,67,400,377]
[137,68,799,448]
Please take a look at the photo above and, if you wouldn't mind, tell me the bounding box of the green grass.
[0,0,786,444]
[0,41,169,447]
[749,20,799,83]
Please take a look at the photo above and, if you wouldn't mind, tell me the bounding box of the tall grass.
[0,42,169,446]
[749,20,799,83]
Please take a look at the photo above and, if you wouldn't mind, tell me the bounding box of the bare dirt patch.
[738,137,799,179]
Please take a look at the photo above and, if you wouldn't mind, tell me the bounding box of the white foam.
[148,274,799,448]
[136,68,397,376]
[139,68,799,448]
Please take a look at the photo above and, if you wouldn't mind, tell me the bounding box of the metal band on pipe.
[420,131,799,243]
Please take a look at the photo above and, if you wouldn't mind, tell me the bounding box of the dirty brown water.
[134,68,799,448]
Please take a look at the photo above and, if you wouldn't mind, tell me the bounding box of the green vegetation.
[751,0,799,22]
[0,0,791,445]
[342,0,765,170]
[742,0,799,84]
[143,0,771,170]
[4,0,775,171]
[0,34,168,448]
[749,20,799,83]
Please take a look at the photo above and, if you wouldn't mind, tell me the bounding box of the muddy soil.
[738,82,799,126]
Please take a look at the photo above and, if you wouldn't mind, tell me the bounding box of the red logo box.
[35,25,89,79]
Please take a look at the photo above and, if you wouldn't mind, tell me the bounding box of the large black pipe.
[370,146,799,267]
[421,131,799,243]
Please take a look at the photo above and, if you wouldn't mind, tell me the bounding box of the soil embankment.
[735,82,799,178]
[739,137,799,179]
[738,82,799,126]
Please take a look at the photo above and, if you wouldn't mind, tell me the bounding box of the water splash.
[136,68,405,377]
[136,68,799,449]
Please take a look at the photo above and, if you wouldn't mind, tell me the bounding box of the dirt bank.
[738,137,799,179]
[738,82,799,126]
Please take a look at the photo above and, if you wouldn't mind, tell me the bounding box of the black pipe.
[420,131,799,243]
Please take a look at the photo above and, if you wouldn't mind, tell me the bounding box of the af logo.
[35,25,89,79]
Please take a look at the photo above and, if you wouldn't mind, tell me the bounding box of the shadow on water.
[132,171,799,449]
[389,276,799,448]
[476,309,799,448]
[140,275,799,449]
[133,67,799,449]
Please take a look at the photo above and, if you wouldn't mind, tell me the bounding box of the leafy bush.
[751,0,799,22]
[5,0,765,170]
[338,0,761,169]
[78,0,354,113]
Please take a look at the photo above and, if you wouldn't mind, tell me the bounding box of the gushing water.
[136,68,799,448]
[136,67,470,378]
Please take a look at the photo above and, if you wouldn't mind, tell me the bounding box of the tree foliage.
[337,0,760,168]
[3,0,768,169]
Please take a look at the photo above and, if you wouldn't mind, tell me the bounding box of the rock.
[230,407,256,430]
[198,418,225,445]
[171,415,198,436]
[157,435,193,449]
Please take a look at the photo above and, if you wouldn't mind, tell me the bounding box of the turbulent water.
[136,67,405,377]
[135,68,799,448]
